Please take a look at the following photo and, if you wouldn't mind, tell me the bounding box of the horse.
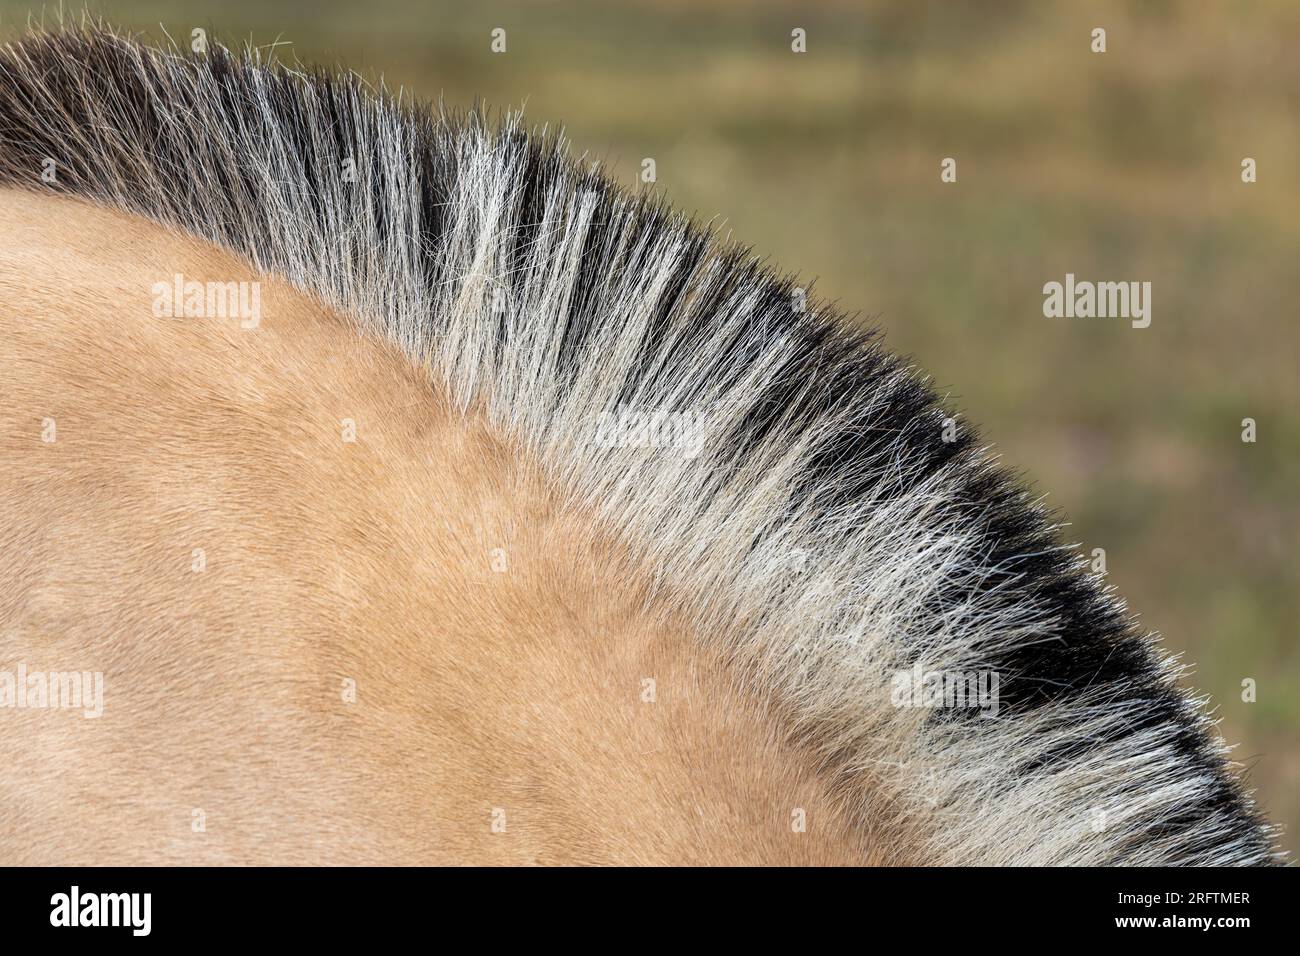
[0,25,1278,865]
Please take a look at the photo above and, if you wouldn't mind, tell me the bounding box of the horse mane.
[0,22,1278,864]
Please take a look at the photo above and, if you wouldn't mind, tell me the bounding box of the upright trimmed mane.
[0,24,1278,864]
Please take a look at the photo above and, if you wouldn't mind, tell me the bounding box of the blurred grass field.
[3,0,1295,853]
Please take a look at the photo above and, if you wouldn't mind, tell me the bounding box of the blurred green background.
[3,0,1295,853]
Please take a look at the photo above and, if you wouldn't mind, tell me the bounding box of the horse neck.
[0,188,893,864]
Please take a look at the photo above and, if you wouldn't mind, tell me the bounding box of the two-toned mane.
[0,24,1279,864]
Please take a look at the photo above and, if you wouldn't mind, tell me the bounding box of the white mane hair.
[0,23,1279,864]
